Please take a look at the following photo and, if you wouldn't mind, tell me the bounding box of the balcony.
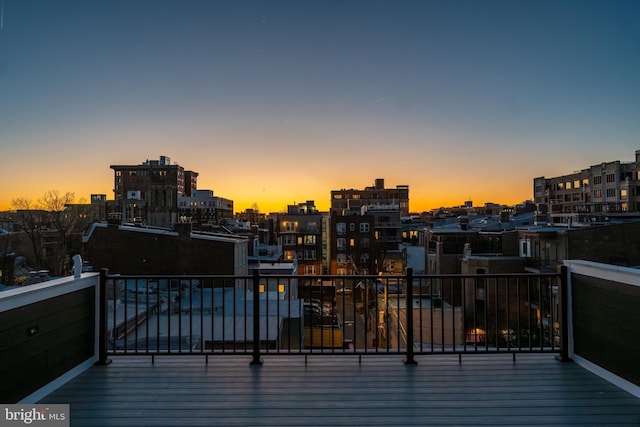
[2,262,639,425]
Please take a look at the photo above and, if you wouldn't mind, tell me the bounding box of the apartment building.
[330,178,409,217]
[330,211,375,275]
[533,149,640,220]
[276,201,325,275]
[178,189,234,228]
[110,156,195,227]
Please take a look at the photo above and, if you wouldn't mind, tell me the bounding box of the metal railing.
[98,269,565,364]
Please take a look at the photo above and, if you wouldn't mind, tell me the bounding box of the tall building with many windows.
[330,179,409,216]
[534,150,640,220]
[330,211,375,275]
[110,156,196,227]
[276,201,325,275]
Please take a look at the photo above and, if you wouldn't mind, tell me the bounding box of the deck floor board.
[39,354,640,426]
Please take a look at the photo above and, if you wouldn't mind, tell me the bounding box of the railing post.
[404,268,417,365]
[250,269,263,365]
[96,268,112,365]
[556,266,571,362]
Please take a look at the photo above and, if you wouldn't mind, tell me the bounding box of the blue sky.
[1,0,639,212]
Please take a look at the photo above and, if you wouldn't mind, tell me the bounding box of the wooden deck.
[39,354,640,426]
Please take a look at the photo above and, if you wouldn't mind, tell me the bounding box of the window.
[337,238,346,251]
[349,238,356,247]
[582,178,589,186]
[360,223,369,232]
[304,250,316,260]
[282,235,296,245]
[304,235,316,245]
[557,182,564,190]
[566,181,572,190]
[594,189,602,198]
[606,173,616,183]
[304,265,317,274]
[606,188,616,198]
[360,253,369,264]
[621,188,628,199]
[278,284,285,293]
[519,239,531,258]
[284,221,297,232]
[349,223,355,231]
[284,250,296,260]
[336,268,348,275]
[593,176,602,185]
[337,254,347,264]
[336,223,346,235]
[307,221,317,231]
[361,238,370,248]
[573,180,580,189]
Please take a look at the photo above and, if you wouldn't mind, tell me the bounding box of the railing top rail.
[104,272,561,280]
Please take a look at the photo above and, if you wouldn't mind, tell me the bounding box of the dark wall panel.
[572,273,640,386]
[0,287,95,402]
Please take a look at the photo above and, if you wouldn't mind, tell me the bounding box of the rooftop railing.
[97,269,564,365]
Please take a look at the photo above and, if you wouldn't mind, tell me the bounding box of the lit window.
[278,284,285,293]
[259,284,265,293]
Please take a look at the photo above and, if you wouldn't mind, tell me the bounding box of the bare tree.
[11,190,80,276]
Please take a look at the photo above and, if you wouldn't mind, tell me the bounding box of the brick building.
[110,156,195,227]
[331,179,409,217]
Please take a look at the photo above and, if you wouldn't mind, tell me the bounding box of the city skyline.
[1,1,639,213]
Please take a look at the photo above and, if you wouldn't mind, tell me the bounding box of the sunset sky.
[1,0,639,213]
